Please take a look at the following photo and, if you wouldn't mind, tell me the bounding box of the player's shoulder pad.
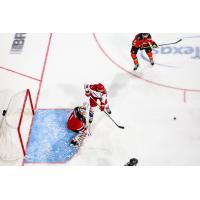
[90,84,97,91]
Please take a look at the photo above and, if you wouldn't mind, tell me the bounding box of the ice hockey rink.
[0,33,200,166]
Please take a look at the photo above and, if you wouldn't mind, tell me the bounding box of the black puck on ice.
[173,117,176,120]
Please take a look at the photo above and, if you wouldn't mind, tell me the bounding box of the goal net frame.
[17,89,34,156]
[0,89,34,161]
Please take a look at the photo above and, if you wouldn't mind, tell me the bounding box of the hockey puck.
[173,117,176,120]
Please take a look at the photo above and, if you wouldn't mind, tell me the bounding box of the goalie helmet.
[142,33,149,38]
[78,106,86,116]
[96,83,105,92]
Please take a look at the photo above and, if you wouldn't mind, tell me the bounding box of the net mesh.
[0,90,34,161]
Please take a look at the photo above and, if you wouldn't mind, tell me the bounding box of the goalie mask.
[142,33,149,38]
[78,106,86,116]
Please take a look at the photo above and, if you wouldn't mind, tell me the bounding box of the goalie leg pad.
[70,131,87,147]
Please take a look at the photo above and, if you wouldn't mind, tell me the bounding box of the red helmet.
[96,83,105,92]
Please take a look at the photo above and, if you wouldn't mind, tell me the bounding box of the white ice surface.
[1,33,200,165]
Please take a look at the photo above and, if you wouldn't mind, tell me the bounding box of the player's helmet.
[142,33,149,38]
[96,83,105,92]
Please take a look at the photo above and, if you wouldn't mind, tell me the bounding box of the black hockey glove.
[152,43,158,48]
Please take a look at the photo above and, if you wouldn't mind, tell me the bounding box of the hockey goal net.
[0,89,34,161]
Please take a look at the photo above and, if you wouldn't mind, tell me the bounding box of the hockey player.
[67,105,88,147]
[131,33,158,70]
[84,83,111,124]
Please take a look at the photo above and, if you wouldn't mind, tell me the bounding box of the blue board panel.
[24,109,79,163]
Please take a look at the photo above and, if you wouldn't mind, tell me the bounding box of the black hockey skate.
[150,59,154,66]
[70,139,79,147]
[89,116,93,124]
[89,111,93,124]
[133,64,139,71]
[70,133,86,147]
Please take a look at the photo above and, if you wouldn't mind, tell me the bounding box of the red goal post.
[18,89,34,156]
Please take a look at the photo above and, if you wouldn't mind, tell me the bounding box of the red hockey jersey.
[67,107,86,133]
[132,33,156,49]
[85,83,107,104]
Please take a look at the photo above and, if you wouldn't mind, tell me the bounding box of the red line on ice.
[34,33,53,110]
[0,65,40,81]
[92,33,200,93]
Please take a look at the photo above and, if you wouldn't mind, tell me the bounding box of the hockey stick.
[90,96,125,129]
[103,109,125,129]
[158,38,182,47]
[141,38,183,49]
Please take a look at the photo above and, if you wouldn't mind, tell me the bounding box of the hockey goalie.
[67,104,88,147]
